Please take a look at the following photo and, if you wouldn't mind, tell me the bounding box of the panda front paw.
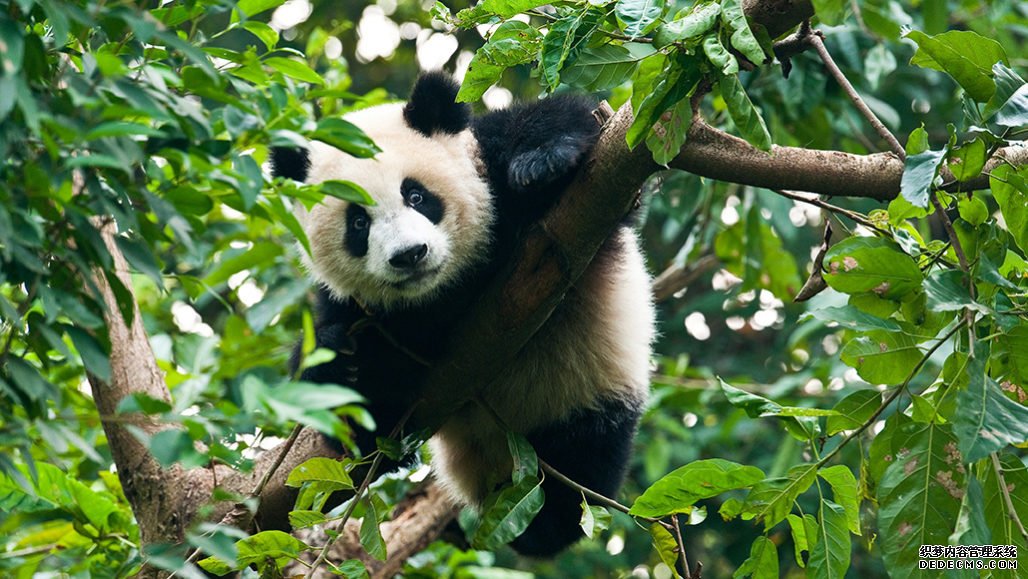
[300,323,360,389]
[507,135,592,193]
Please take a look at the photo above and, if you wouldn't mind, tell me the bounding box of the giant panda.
[272,73,655,556]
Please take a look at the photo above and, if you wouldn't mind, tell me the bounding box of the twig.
[251,424,305,496]
[305,451,387,578]
[537,459,635,518]
[772,189,888,234]
[672,514,693,579]
[652,255,720,302]
[809,30,905,159]
[816,320,965,467]
[305,403,418,576]
[990,453,1028,544]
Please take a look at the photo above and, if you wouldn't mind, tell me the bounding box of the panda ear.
[270,146,311,182]
[403,72,470,137]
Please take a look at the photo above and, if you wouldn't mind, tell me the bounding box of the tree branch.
[668,120,1028,200]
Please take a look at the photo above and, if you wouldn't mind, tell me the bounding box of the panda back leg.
[511,398,642,557]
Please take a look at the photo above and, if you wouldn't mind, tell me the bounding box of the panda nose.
[389,244,428,269]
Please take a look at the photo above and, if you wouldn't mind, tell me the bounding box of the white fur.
[296,103,494,310]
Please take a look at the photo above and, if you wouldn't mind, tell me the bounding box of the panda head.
[273,74,494,311]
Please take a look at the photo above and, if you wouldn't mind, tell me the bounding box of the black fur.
[270,146,310,182]
[344,204,370,257]
[402,178,444,224]
[514,398,640,556]
[402,72,471,137]
[288,75,631,557]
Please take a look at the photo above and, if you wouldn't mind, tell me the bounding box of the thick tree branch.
[669,120,1028,200]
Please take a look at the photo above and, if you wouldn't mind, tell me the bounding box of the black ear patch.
[403,72,470,137]
[270,146,311,182]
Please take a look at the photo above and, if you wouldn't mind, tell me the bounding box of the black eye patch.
[402,178,444,224]
[345,204,370,257]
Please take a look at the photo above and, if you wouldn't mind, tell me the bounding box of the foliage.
[1,0,1027,577]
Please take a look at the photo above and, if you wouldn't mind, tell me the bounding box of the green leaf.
[653,3,721,48]
[359,499,387,561]
[67,327,112,383]
[560,43,657,92]
[0,19,25,75]
[734,535,778,579]
[720,380,839,419]
[627,60,699,150]
[900,149,946,208]
[645,95,692,166]
[540,15,585,90]
[85,121,164,139]
[743,463,818,530]
[285,457,354,490]
[232,0,286,23]
[720,0,766,65]
[949,139,987,182]
[579,498,612,539]
[984,62,1026,119]
[629,458,765,518]
[906,30,1008,102]
[203,242,283,288]
[982,455,1028,575]
[840,330,923,384]
[949,476,990,547]
[818,466,861,535]
[242,21,279,50]
[923,269,987,314]
[288,509,327,529]
[6,355,54,401]
[265,56,325,85]
[148,429,207,468]
[115,234,164,286]
[957,194,988,226]
[702,34,738,75]
[823,236,924,299]
[318,180,375,204]
[785,513,814,567]
[460,0,551,20]
[311,118,381,158]
[826,390,881,435]
[807,500,851,578]
[649,523,681,574]
[506,432,538,484]
[458,22,542,101]
[718,74,772,151]
[811,0,845,26]
[802,305,901,332]
[236,530,309,572]
[471,478,545,550]
[877,422,963,578]
[990,164,1028,254]
[615,0,664,38]
[906,125,930,155]
[953,343,1028,462]
[1001,325,1028,386]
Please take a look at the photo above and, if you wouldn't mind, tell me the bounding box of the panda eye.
[352,215,369,230]
[408,191,424,206]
